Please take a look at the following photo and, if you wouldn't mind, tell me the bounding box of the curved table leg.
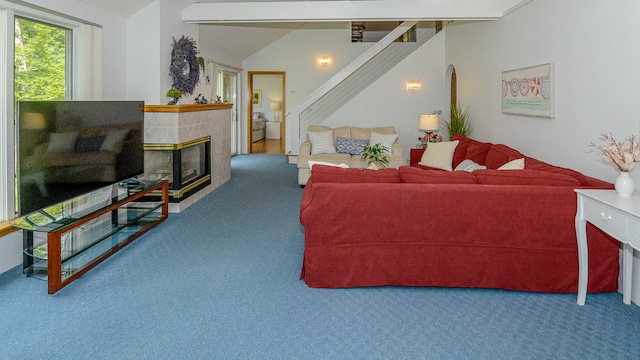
[575,217,588,306]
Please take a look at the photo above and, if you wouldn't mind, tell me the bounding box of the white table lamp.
[270,102,281,122]
[419,114,439,143]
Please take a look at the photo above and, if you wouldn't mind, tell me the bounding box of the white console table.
[575,189,640,305]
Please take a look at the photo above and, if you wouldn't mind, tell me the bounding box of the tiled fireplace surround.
[143,104,232,212]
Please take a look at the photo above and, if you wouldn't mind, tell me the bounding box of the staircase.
[290,21,439,151]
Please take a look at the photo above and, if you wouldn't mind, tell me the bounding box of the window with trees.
[0,5,101,223]
[14,16,70,101]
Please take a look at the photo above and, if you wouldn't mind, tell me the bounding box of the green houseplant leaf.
[443,103,471,139]
[166,88,182,98]
[360,143,390,168]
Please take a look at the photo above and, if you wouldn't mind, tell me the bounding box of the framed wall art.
[252,90,262,107]
[502,63,555,118]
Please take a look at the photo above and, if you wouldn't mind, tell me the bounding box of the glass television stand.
[12,180,169,294]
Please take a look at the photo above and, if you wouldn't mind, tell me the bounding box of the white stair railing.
[289,21,439,153]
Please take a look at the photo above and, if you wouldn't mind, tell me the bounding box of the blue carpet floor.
[1,154,640,359]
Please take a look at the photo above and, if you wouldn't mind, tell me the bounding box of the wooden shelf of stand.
[13,180,168,294]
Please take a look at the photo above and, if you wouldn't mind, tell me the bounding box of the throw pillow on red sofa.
[473,169,582,186]
[451,134,492,168]
[399,166,477,184]
[484,144,525,169]
[310,165,401,183]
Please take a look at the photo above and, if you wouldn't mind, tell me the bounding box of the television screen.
[17,100,144,216]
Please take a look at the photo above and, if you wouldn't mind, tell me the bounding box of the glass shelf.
[11,179,165,232]
[22,201,164,261]
[17,180,168,294]
[60,213,162,282]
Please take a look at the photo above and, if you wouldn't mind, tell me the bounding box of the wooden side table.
[575,189,640,305]
[409,148,426,166]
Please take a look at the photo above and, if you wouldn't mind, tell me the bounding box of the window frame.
[0,2,101,222]
[14,15,73,101]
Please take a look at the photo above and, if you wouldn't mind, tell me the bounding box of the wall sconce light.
[406,79,422,92]
[318,57,331,67]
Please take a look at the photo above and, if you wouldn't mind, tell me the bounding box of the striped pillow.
[454,159,487,172]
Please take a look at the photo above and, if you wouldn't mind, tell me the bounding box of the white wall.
[242,23,375,153]
[127,1,160,103]
[321,30,448,156]
[158,0,200,104]
[445,0,640,184]
[127,0,200,104]
[241,23,448,156]
[445,0,640,304]
[198,25,245,70]
[0,231,21,274]
[254,75,283,122]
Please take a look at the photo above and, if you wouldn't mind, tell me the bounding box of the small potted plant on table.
[361,143,389,170]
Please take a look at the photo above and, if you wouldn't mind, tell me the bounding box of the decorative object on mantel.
[360,143,389,170]
[590,132,640,196]
[194,94,207,104]
[166,88,182,105]
[502,63,555,118]
[444,102,471,140]
[169,35,204,96]
[214,95,223,104]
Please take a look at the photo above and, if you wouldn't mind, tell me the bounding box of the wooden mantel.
[144,104,233,113]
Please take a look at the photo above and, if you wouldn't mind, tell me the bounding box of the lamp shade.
[419,114,439,131]
[270,101,281,111]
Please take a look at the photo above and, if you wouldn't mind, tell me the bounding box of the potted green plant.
[360,143,390,169]
[166,88,182,105]
[443,102,471,139]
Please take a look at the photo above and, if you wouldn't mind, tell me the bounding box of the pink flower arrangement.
[590,133,640,172]
[419,133,442,147]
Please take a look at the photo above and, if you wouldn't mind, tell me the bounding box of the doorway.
[248,71,286,154]
[450,67,457,111]
[218,68,240,155]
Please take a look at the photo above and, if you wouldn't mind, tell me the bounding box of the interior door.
[219,69,239,155]
[248,71,286,154]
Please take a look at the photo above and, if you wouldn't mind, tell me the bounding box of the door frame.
[218,67,241,156]
[248,71,286,154]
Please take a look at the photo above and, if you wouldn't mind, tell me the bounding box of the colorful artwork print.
[502,63,554,118]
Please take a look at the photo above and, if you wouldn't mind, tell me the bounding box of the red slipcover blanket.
[299,137,619,293]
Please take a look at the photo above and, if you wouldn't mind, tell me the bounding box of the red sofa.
[299,136,620,293]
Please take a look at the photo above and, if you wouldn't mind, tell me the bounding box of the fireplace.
[144,136,211,203]
[143,104,232,213]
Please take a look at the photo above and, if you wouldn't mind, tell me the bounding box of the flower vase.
[614,171,635,197]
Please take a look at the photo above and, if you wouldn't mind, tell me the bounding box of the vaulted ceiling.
[76,0,532,22]
[74,0,531,63]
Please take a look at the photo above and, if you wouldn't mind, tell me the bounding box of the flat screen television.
[17,100,145,216]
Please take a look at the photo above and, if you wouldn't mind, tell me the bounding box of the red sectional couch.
[299,135,620,293]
